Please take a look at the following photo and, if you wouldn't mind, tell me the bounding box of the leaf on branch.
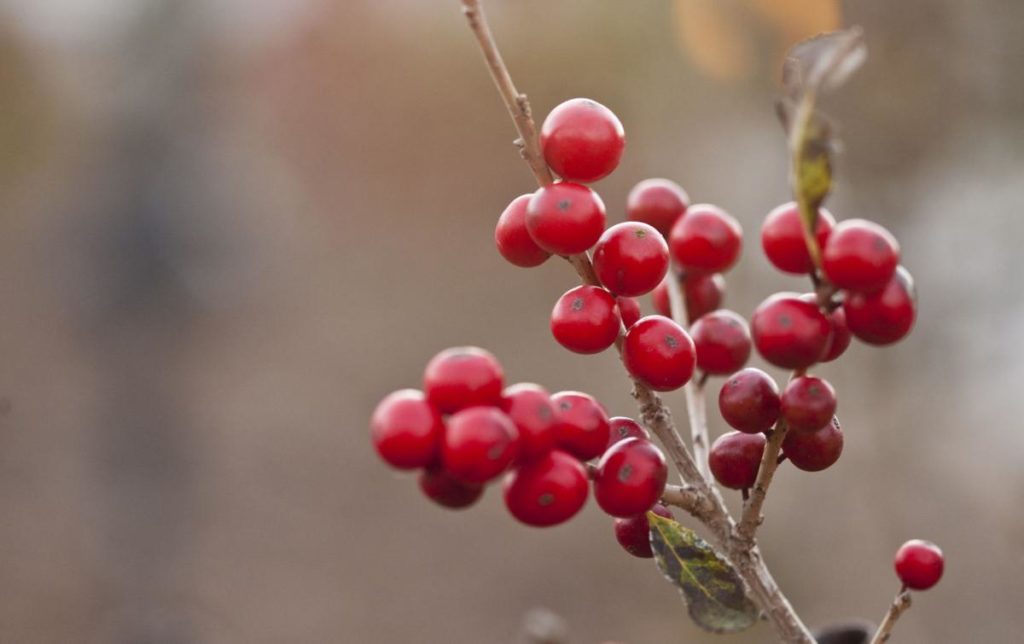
[777,27,866,252]
[648,511,758,634]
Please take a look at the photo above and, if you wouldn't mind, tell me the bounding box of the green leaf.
[648,512,758,634]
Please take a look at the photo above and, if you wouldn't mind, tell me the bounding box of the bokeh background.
[0,0,1021,642]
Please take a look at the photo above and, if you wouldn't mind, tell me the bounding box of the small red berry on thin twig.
[626,178,689,237]
[540,98,625,183]
[504,450,589,527]
[593,438,668,518]
[550,285,620,354]
[613,503,674,558]
[622,315,696,392]
[894,539,944,590]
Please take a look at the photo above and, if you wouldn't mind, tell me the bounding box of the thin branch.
[869,588,912,644]
[737,421,790,545]
[661,483,712,518]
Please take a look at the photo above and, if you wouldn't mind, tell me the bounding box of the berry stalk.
[868,587,912,644]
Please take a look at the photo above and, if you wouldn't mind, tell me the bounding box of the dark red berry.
[822,219,900,293]
[651,279,672,317]
[501,383,557,460]
[613,503,673,558]
[626,178,689,237]
[781,416,843,472]
[761,202,835,274]
[607,416,650,448]
[894,539,944,591]
[594,438,668,517]
[540,98,625,183]
[781,376,837,433]
[424,347,504,414]
[442,407,520,484]
[419,468,485,509]
[709,431,766,489]
[526,182,607,255]
[616,297,642,329]
[690,309,752,375]
[751,294,833,369]
[593,222,670,297]
[822,305,852,362]
[622,315,696,392]
[503,449,589,527]
[550,285,621,354]
[495,194,551,268]
[551,391,611,461]
[651,273,726,323]
[669,204,742,274]
[843,266,916,346]
[370,389,444,469]
[718,368,781,434]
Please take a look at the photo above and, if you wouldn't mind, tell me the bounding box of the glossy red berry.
[593,222,670,297]
[894,539,944,591]
[501,383,557,460]
[718,368,781,434]
[760,202,835,274]
[626,178,689,237]
[503,449,589,527]
[550,285,620,354]
[614,503,673,558]
[669,204,742,274]
[607,416,650,448]
[495,194,552,268]
[540,98,625,183]
[551,391,611,461]
[781,376,837,433]
[622,315,696,392]
[424,347,504,413]
[751,294,832,369]
[690,309,752,375]
[441,407,520,484]
[822,219,900,293]
[843,266,917,346]
[526,182,607,255]
[709,431,766,489]
[370,389,444,469]
[822,305,852,362]
[781,416,843,472]
[594,438,668,517]
[651,273,726,322]
[419,468,485,509]
[616,297,642,329]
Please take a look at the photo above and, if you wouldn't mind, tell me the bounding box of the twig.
[661,484,710,517]
[869,588,912,644]
[737,421,790,545]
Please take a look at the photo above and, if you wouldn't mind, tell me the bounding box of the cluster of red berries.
[492,97,917,495]
[371,346,672,555]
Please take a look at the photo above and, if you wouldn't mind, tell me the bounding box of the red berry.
[540,98,625,183]
[526,182,607,255]
[626,178,689,237]
[551,391,611,461]
[651,274,726,323]
[503,450,589,527]
[669,204,743,274]
[501,383,558,460]
[495,194,552,267]
[622,315,696,392]
[607,416,650,448]
[370,389,444,469]
[718,368,781,434]
[709,431,766,489]
[822,219,900,293]
[593,438,668,517]
[614,503,673,558]
[894,539,944,591]
[781,416,843,472]
[441,407,520,484]
[781,376,837,433]
[822,305,852,362]
[593,222,670,297]
[751,294,832,369]
[760,202,835,274]
[616,296,642,329]
[424,347,504,414]
[690,309,752,375]
[550,285,621,354]
[419,468,485,509]
[651,279,672,317]
[843,266,916,346]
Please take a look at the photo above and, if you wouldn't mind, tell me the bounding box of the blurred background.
[0,0,1021,642]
